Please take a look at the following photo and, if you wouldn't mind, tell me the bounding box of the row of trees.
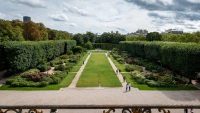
[127,32,200,43]
[0,19,72,42]
[119,41,200,83]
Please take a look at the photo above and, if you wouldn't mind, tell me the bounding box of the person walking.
[123,76,126,83]
[128,82,131,91]
[116,69,118,75]
[126,83,129,92]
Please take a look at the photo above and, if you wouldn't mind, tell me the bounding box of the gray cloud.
[148,12,171,20]
[125,0,200,12]
[185,24,197,29]
[50,14,69,21]
[11,0,46,8]
[0,12,6,19]
[175,12,200,21]
[63,4,88,16]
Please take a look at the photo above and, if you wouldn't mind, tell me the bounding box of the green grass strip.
[110,55,127,72]
[77,53,121,87]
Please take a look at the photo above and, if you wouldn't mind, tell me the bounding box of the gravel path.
[68,53,91,88]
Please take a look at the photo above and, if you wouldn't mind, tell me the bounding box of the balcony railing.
[0,105,200,113]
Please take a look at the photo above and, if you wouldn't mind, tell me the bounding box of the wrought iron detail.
[27,109,43,113]
[122,108,131,113]
[103,108,115,113]
[158,108,170,113]
[0,109,22,113]
[122,108,151,113]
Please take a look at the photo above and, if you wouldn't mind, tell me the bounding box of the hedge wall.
[0,40,76,71]
[93,43,118,50]
[119,41,200,79]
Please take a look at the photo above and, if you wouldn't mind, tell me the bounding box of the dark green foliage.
[49,61,55,67]
[84,41,93,50]
[0,40,76,72]
[119,41,200,80]
[95,32,126,44]
[37,64,50,72]
[0,43,7,70]
[65,40,76,53]
[146,32,162,41]
[72,46,83,54]
[67,50,73,55]
[125,65,143,72]
[93,43,118,50]
[68,59,78,63]
[50,76,61,84]
[55,64,65,71]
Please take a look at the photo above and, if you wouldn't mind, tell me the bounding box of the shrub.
[84,41,93,50]
[68,59,78,63]
[39,81,49,87]
[144,73,159,81]
[37,64,50,72]
[174,76,189,84]
[67,50,73,55]
[125,65,143,72]
[146,80,159,87]
[22,73,49,82]
[158,74,176,85]
[60,54,69,59]
[51,76,61,84]
[132,72,145,84]
[72,46,83,54]
[116,58,124,64]
[49,61,55,67]
[20,68,40,76]
[55,64,65,71]
[41,77,53,83]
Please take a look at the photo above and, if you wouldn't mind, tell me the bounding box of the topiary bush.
[37,64,50,72]
[55,64,65,71]
[72,46,83,54]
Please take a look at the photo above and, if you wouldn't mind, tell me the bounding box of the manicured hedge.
[0,40,76,71]
[93,43,118,50]
[119,41,200,80]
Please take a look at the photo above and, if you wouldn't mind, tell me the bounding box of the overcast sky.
[0,0,200,34]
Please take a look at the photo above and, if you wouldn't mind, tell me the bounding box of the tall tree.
[73,33,84,46]
[23,21,42,41]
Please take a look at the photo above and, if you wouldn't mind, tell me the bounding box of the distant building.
[165,29,183,34]
[23,16,31,22]
[135,29,148,35]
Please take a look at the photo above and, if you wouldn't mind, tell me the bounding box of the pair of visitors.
[126,82,131,92]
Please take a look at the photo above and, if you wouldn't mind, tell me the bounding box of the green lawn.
[76,53,89,66]
[76,53,121,87]
[88,50,108,53]
[122,73,197,90]
[70,66,81,72]
[0,73,76,90]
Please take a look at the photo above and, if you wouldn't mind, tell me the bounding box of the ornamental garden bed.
[0,53,88,90]
[110,48,198,90]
